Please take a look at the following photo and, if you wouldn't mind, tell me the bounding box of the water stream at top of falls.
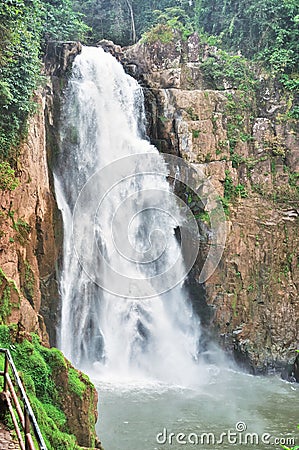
[54,46,206,386]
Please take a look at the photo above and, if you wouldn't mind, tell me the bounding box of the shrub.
[0,162,19,190]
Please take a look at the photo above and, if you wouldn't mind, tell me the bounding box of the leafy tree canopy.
[73,0,298,75]
[0,0,88,162]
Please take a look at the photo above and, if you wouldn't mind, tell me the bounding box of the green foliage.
[235,183,248,198]
[0,269,20,324]
[201,50,257,91]
[13,218,31,234]
[288,171,299,195]
[223,92,256,169]
[218,196,230,217]
[140,5,195,44]
[198,211,210,225]
[29,396,78,450]
[42,403,66,427]
[151,7,194,40]
[0,162,19,190]
[0,0,42,162]
[0,286,12,324]
[0,324,10,347]
[142,23,174,44]
[178,186,213,224]
[73,0,134,45]
[288,105,299,119]
[280,74,299,92]
[70,0,298,76]
[13,339,55,403]
[224,170,235,200]
[195,0,299,74]
[41,0,89,42]
[37,341,67,372]
[72,0,194,45]
[0,0,88,163]
[224,170,248,202]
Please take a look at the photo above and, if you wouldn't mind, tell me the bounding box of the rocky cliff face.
[0,91,56,344]
[105,34,299,375]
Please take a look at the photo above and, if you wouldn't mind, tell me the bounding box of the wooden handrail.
[0,348,48,450]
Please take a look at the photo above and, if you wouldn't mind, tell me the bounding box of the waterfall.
[54,46,203,385]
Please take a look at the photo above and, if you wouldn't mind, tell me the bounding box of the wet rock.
[293,354,299,382]
[44,41,82,76]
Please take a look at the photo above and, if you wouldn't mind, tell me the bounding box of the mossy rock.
[0,326,99,449]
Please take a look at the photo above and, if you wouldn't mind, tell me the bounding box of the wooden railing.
[0,348,47,450]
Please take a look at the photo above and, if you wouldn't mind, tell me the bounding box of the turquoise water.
[95,369,298,450]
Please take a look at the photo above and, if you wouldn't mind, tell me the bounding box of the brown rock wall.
[0,92,57,343]
[120,35,299,373]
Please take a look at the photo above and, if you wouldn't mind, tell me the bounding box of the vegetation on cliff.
[0,325,98,449]
[0,0,88,166]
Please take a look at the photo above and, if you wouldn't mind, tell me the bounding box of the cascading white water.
[55,46,203,385]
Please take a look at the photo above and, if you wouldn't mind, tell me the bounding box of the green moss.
[43,403,67,428]
[0,269,20,324]
[68,367,86,399]
[0,324,11,347]
[0,286,12,324]
[38,344,67,372]
[14,218,31,245]
[29,396,78,450]
[186,107,199,121]
[23,260,35,305]
[0,326,95,450]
